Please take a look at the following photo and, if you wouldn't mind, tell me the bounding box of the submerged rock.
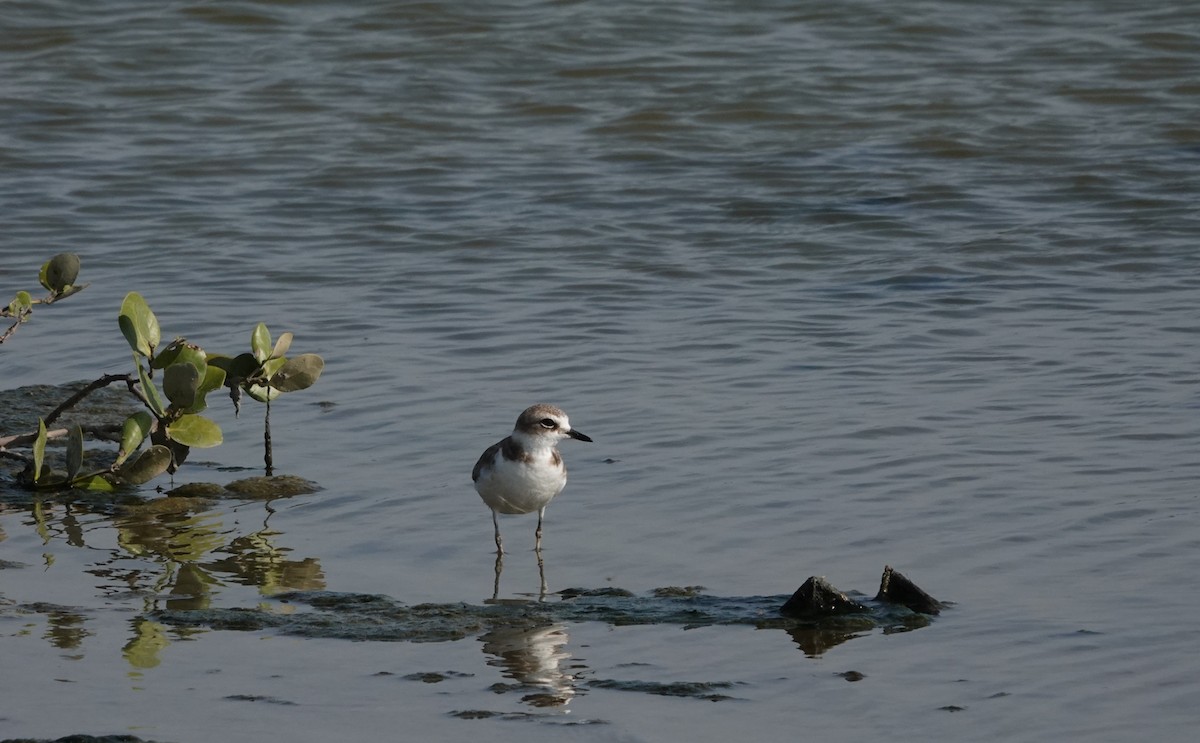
[153,570,943,647]
[165,475,320,500]
[164,482,228,498]
[587,679,741,702]
[223,475,320,499]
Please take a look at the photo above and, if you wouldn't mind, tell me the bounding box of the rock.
[874,565,942,615]
[779,576,871,619]
[224,475,320,499]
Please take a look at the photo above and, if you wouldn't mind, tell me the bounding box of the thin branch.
[0,307,32,344]
[44,373,138,427]
[0,283,89,346]
[0,449,30,463]
[0,423,123,451]
[0,426,69,450]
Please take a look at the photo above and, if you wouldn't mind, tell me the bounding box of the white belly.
[475,455,567,515]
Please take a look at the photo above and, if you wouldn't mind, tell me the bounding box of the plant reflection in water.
[3,486,323,671]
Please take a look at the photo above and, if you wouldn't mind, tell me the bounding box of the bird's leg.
[537,544,547,599]
[534,507,545,552]
[493,551,503,601]
[493,510,504,555]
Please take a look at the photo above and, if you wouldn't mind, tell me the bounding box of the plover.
[472,403,592,553]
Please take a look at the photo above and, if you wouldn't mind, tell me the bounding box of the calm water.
[3,0,1200,740]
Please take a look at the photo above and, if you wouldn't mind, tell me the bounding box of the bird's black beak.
[568,429,593,442]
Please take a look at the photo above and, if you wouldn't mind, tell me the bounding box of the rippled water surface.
[3,1,1200,741]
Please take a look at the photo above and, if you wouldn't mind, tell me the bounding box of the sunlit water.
[3,1,1200,741]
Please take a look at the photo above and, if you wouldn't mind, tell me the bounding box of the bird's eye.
[539,418,556,429]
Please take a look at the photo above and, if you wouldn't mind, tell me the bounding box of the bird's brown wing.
[472,440,504,483]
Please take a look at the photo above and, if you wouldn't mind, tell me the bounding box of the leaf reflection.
[1,481,324,671]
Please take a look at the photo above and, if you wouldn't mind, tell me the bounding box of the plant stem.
[263,398,274,476]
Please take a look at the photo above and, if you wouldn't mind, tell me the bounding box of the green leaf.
[179,346,207,376]
[260,356,286,379]
[245,383,282,403]
[66,424,84,481]
[53,283,89,300]
[154,339,208,377]
[269,353,325,392]
[117,411,154,465]
[10,290,33,316]
[208,352,260,384]
[150,337,185,369]
[251,322,272,363]
[167,414,223,448]
[32,418,47,484]
[183,364,227,414]
[163,362,201,409]
[40,253,81,293]
[137,358,166,417]
[73,473,116,492]
[197,363,226,394]
[270,331,293,359]
[121,445,173,485]
[118,292,161,358]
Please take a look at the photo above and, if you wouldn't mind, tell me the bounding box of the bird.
[472,403,592,554]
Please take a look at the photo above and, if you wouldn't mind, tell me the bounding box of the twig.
[44,373,138,427]
[0,423,123,451]
[0,426,69,450]
[0,307,32,344]
[1,283,89,346]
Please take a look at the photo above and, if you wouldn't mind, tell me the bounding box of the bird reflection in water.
[485,547,580,709]
[491,547,548,601]
[480,622,579,709]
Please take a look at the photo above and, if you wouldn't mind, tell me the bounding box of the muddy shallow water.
[4,0,1200,741]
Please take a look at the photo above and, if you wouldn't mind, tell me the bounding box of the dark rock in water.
[778,568,942,621]
[150,571,944,656]
[402,671,473,684]
[223,694,297,705]
[651,585,707,598]
[874,565,942,615]
[450,710,500,720]
[588,678,741,702]
[163,475,320,501]
[165,482,227,498]
[558,587,635,599]
[223,475,320,499]
[779,577,871,619]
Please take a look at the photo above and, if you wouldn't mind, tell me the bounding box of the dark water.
[3,1,1200,741]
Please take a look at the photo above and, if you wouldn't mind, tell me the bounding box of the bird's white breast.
[475,448,567,515]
